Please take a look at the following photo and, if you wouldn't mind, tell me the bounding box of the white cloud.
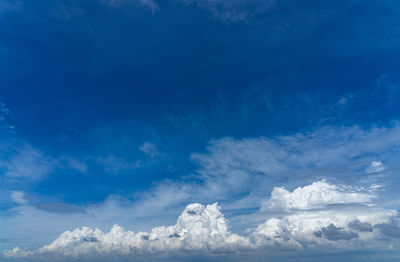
[253,181,399,250]
[4,181,400,259]
[190,124,400,209]
[251,180,400,250]
[3,124,400,258]
[4,203,250,258]
[0,144,88,182]
[366,161,386,174]
[0,145,54,181]
[253,207,397,250]
[10,191,28,205]
[261,180,375,211]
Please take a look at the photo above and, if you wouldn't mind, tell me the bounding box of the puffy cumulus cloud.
[252,207,398,250]
[4,181,400,260]
[4,203,250,258]
[261,180,375,211]
[314,224,359,241]
[374,223,400,238]
[252,181,399,250]
[348,220,373,232]
[366,161,386,174]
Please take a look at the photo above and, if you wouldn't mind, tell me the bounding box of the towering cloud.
[4,203,250,258]
[253,180,397,250]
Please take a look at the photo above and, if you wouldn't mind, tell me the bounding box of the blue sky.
[1,0,400,261]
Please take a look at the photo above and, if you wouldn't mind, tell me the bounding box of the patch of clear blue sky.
[1,0,400,206]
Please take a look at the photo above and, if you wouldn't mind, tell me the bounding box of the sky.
[0,0,400,261]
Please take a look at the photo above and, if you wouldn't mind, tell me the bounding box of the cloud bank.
[4,180,399,259]
[4,203,250,258]
[2,124,400,260]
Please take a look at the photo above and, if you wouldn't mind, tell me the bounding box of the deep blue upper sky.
[1,0,400,261]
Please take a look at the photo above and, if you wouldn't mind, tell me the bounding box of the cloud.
[4,203,250,258]
[366,161,386,174]
[102,0,158,11]
[178,0,275,22]
[0,102,14,131]
[101,0,274,22]
[2,124,400,258]
[314,224,359,241]
[374,223,400,238]
[0,145,54,181]
[96,155,141,174]
[261,180,375,211]
[252,181,398,250]
[192,125,400,181]
[10,191,28,205]
[4,181,400,259]
[252,206,397,250]
[189,124,400,214]
[0,143,89,182]
[61,157,88,174]
[139,142,162,159]
[348,220,373,232]
[338,95,354,106]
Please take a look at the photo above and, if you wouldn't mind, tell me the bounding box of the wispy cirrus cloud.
[0,143,88,182]
[0,144,54,181]
[178,0,275,22]
[139,142,163,159]
[100,0,275,22]
[366,161,386,174]
[102,0,159,11]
